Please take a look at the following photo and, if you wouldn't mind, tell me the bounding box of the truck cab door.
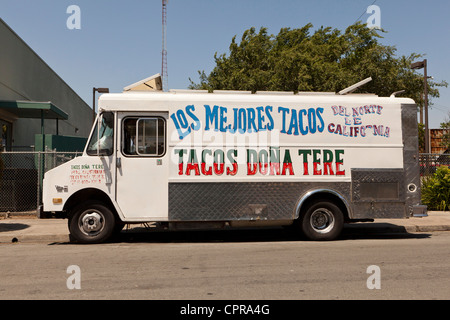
[115,112,169,220]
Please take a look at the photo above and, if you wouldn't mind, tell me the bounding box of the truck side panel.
[349,103,421,219]
[168,181,351,221]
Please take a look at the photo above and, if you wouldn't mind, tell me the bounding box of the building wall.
[0,18,93,150]
[430,129,449,154]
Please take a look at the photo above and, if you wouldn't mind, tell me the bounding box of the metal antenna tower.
[162,0,168,91]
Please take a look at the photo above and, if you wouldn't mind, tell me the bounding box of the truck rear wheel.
[68,201,116,244]
[298,200,344,241]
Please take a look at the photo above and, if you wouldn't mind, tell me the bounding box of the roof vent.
[123,74,163,92]
[338,77,372,95]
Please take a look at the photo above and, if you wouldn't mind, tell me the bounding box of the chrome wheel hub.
[310,208,335,234]
[80,211,104,236]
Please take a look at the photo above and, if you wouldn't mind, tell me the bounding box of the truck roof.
[98,90,415,112]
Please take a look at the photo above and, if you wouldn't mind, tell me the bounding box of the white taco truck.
[42,78,427,243]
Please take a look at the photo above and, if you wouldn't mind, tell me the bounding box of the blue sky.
[1,0,449,128]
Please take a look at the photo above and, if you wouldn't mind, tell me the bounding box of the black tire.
[68,201,116,244]
[298,200,344,241]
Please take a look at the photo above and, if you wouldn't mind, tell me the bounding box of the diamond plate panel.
[169,182,351,221]
[351,169,406,218]
[351,202,406,219]
[401,103,420,146]
[352,169,405,202]
[402,103,422,215]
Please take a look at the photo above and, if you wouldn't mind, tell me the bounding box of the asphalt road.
[1,228,449,301]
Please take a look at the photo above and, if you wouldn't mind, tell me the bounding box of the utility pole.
[162,0,168,92]
[411,59,429,153]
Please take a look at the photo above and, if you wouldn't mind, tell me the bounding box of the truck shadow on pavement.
[103,223,431,244]
[0,223,29,233]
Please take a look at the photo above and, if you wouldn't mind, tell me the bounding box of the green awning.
[0,100,68,120]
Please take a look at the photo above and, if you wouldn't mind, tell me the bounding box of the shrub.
[421,166,450,211]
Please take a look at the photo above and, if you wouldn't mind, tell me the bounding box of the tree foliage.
[190,22,447,107]
[418,123,425,153]
[422,166,450,211]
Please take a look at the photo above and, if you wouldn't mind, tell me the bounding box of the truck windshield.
[87,112,114,156]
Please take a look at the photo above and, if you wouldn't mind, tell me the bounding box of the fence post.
[37,152,41,215]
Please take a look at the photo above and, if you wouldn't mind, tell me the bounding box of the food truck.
[42,81,426,243]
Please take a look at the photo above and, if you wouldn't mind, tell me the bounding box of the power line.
[354,0,378,25]
[430,103,450,113]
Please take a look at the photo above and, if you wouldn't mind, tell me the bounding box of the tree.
[189,22,447,109]
[418,123,425,153]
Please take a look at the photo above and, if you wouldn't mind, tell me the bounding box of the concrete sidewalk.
[0,211,449,243]
[0,217,70,243]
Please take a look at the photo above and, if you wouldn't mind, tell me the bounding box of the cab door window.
[122,117,165,157]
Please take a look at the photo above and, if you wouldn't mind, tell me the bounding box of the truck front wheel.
[298,200,344,241]
[68,201,116,244]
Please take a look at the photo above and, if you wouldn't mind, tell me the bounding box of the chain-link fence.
[420,153,450,176]
[0,151,82,214]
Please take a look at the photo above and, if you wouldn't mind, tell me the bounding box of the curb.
[1,225,448,245]
[0,234,70,244]
[1,213,450,244]
[413,225,450,232]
